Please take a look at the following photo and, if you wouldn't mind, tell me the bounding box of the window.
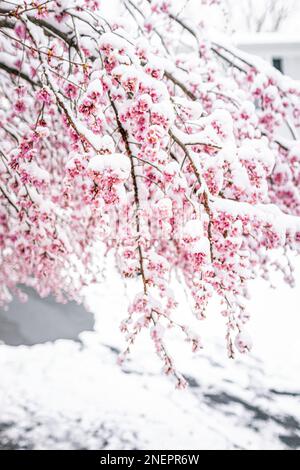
[272,57,283,73]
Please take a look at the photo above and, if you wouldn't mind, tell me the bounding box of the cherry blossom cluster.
[0,0,300,386]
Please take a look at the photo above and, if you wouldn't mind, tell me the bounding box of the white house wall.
[236,42,300,80]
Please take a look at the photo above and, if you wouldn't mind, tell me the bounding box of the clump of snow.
[183,220,204,240]
[21,161,50,183]
[238,138,275,174]
[173,97,203,120]
[86,78,103,97]
[88,154,130,180]
[235,331,253,354]
[190,237,210,255]
[156,197,173,217]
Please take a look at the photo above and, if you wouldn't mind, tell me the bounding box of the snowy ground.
[0,265,299,450]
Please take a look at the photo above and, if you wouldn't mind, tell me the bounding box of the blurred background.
[0,0,299,450]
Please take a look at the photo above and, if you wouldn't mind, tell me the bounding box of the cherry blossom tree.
[0,0,300,387]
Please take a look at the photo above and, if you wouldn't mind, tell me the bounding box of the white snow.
[0,259,299,450]
[183,219,204,239]
[86,78,103,97]
[172,126,222,148]
[21,161,50,183]
[190,237,210,255]
[88,154,130,180]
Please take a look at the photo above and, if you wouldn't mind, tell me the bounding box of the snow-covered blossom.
[235,331,253,354]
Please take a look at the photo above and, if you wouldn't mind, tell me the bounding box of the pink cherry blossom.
[0,0,300,387]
